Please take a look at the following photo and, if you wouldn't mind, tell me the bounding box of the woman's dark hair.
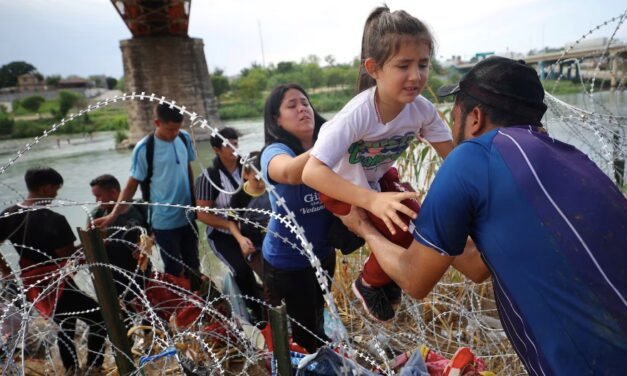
[357,5,436,93]
[24,167,63,191]
[263,83,326,155]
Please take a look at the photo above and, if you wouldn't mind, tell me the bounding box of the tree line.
[211,54,450,120]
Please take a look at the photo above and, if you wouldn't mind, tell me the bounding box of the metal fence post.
[78,228,136,375]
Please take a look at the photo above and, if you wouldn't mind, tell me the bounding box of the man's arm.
[451,239,491,283]
[93,177,140,228]
[341,207,489,299]
[340,206,453,299]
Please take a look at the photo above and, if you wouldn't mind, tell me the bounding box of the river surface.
[0,92,624,243]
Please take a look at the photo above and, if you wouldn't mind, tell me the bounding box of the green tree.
[46,75,61,86]
[115,76,125,91]
[324,66,344,88]
[0,61,37,88]
[210,68,230,98]
[232,68,268,104]
[105,77,118,90]
[20,95,46,114]
[0,113,14,135]
[276,61,295,74]
[302,62,324,91]
[58,91,81,117]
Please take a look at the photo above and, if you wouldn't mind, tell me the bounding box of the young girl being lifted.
[302,5,453,322]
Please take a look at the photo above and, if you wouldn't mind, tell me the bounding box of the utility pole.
[258,20,266,68]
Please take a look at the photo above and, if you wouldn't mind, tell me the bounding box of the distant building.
[57,77,94,89]
[17,73,45,92]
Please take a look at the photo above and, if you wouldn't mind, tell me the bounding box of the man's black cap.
[437,56,547,121]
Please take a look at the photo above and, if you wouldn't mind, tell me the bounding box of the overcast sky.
[1,0,625,78]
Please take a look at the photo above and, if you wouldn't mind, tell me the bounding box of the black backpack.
[139,132,197,209]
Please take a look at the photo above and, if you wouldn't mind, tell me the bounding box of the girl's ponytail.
[356,6,390,93]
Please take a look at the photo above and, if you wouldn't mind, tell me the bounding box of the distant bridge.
[452,43,626,89]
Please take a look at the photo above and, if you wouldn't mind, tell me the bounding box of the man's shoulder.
[120,204,149,226]
[1,204,19,216]
[90,206,107,219]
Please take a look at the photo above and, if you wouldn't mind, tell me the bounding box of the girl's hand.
[366,191,420,235]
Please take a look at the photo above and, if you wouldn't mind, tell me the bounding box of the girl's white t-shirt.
[311,86,451,189]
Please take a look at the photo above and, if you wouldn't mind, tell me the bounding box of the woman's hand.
[236,235,255,257]
[365,191,419,235]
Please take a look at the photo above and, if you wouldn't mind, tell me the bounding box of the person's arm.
[430,140,454,159]
[93,177,140,228]
[266,150,312,185]
[340,206,453,298]
[302,155,419,233]
[341,206,490,296]
[196,198,254,255]
[451,238,491,283]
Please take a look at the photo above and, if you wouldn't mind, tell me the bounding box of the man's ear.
[468,106,488,137]
[364,58,378,79]
[153,119,161,128]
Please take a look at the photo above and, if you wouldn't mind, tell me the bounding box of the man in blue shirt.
[94,104,200,285]
[341,57,627,375]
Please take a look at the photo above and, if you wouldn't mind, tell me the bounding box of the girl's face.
[275,88,315,144]
[370,38,431,108]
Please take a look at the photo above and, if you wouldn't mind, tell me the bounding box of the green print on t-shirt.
[347,132,415,169]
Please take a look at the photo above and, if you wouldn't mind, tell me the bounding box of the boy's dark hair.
[263,83,326,155]
[24,167,63,191]
[243,151,261,173]
[357,5,435,93]
[155,103,184,123]
[89,174,121,191]
[210,127,240,148]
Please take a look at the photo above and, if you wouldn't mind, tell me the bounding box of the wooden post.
[268,301,292,376]
[78,228,136,375]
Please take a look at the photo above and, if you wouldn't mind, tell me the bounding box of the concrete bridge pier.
[538,60,546,80]
[609,52,620,90]
[120,37,221,144]
[566,63,580,81]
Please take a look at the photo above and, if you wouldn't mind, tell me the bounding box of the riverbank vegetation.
[0,55,606,140]
[0,91,128,139]
[214,55,451,120]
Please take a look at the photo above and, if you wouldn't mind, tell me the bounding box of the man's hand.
[338,206,374,238]
[92,214,115,229]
